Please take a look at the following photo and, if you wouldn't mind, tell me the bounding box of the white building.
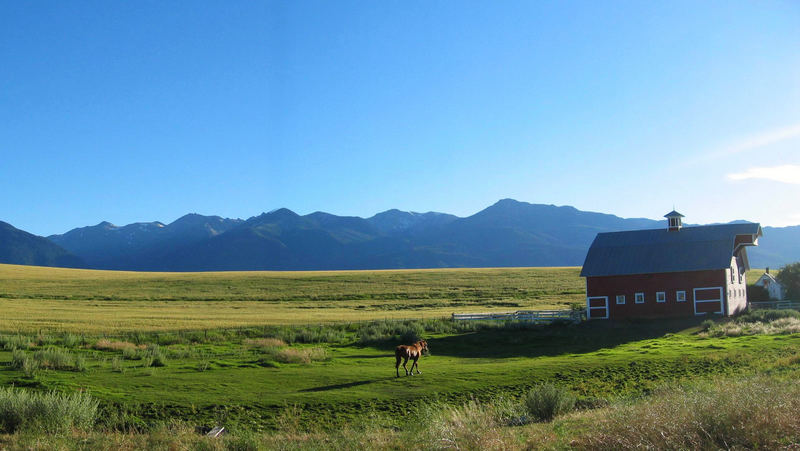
[754,269,786,301]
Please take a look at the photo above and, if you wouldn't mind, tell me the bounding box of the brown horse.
[395,340,429,377]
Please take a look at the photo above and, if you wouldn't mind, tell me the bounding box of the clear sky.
[2,1,799,236]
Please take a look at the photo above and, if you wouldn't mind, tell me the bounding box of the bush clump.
[523,383,576,422]
[274,347,328,364]
[0,387,98,434]
[11,348,86,373]
[0,335,32,351]
[142,345,167,367]
[704,309,800,337]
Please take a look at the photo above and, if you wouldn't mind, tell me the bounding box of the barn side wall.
[586,270,728,319]
[725,255,748,315]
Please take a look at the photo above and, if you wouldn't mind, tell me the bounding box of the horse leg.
[395,354,402,378]
[402,356,410,375]
[413,356,421,374]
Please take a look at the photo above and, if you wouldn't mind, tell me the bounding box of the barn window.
[730,267,735,284]
[616,295,626,304]
[656,292,666,303]
[676,291,686,302]
[635,292,645,303]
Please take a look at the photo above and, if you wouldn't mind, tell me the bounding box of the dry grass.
[706,317,800,337]
[275,347,328,364]
[93,340,144,352]
[0,263,583,333]
[243,338,287,349]
[573,376,800,450]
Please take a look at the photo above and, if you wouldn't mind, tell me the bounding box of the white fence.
[452,309,583,324]
[749,301,800,311]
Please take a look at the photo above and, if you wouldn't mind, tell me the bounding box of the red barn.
[580,211,762,320]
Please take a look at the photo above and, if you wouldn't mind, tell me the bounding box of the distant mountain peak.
[267,208,298,216]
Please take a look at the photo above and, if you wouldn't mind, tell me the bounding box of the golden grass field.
[0,263,586,333]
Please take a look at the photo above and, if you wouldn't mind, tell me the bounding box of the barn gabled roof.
[580,223,762,277]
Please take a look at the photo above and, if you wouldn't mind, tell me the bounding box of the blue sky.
[2,1,799,236]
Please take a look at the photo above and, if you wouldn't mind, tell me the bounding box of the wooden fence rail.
[452,309,583,324]
[749,301,800,311]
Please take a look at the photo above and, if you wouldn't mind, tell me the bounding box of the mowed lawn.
[0,264,585,332]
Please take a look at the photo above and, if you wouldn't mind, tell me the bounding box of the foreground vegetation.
[2,371,800,450]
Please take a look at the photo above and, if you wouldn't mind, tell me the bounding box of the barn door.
[693,287,723,315]
[587,296,609,319]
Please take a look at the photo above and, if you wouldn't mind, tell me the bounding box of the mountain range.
[1,199,797,271]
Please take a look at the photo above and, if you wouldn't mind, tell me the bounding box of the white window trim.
[635,292,645,304]
[676,291,686,302]
[693,286,724,316]
[616,295,625,305]
[587,296,609,319]
[656,291,666,303]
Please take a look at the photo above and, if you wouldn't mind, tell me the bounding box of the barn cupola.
[664,210,684,232]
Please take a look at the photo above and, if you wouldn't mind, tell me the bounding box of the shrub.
[699,319,715,332]
[61,333,81,348]
[777,262,800,299]
[74,354,87,372]
[0,387,98,434]
[94,340,142,353]
[33,348,75,371]
[122,347,140,360]
[111,357,124,373]
[11,350,39,378]
[523,383,576,422]
[275,347,328,364]
[746,284,770,302]
[407,398,518,449]
[140,345,167,367]
[243,338,286,349]
[0,335,32,351]
[739,309,800,323]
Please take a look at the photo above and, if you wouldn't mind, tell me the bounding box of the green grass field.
[0,263,795,448]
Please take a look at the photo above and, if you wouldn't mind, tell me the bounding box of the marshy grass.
[576,375,800,450]
[10,348,86,373]
[0,387,98,434]
[705,309,800,337]
[0,335,32,351]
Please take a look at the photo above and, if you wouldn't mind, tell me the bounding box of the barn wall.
[586,270,727,319]
[725,255,748,315]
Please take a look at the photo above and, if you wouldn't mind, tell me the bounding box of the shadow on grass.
[299,376,395,392]
[418,318,708,359]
